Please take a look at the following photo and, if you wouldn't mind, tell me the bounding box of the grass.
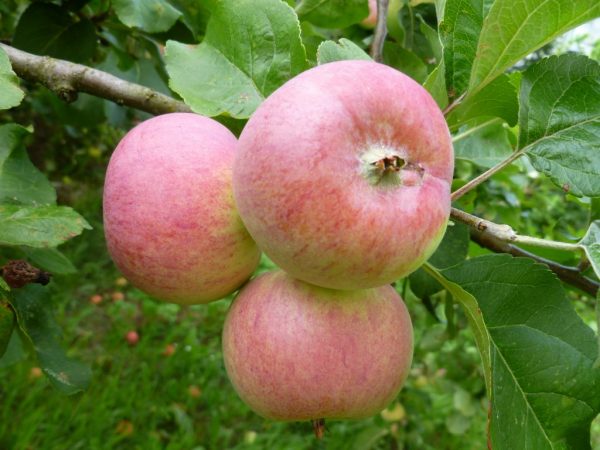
[0,186,490,449]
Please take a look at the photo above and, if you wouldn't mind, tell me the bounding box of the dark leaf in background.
[409,223,469,299]
[11,285,91,394]
[112,0,182,34]
[383,42,428,84]
[13,3,97,63]
[0,299,15,358]
[0,124,56,206]
[296,0,368,29]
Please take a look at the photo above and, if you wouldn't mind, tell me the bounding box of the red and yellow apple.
[233,60,453,290]
[103,113,260,305]
[222,271,413,421]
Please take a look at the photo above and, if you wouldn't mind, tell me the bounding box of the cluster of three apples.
[103,60,453,422]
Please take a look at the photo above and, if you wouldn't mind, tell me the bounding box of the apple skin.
[223,270,413,421]
[233,60,453,290]
[361,0,377,27]
[103,113,260,305]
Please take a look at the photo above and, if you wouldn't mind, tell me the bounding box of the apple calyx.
[360,145,423,188]
[373,155,405,172]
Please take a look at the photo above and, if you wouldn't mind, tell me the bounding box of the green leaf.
[113,0,182,33]
[423,262,492,393]
[296,0,368,29]
[165,42,263,118]
[42,92,106,129]
[0,47,24,110]
[0,124,56,206]
[429,223,470,269]
[0,205,91,248]
[11,285,91,394]
[168,0,214,38]
[0,329,25,368]
[440,0,492,96]
[591,198,600,222]
[453,118,513,168]
[97,49,170,95]
[0,299,15,358]
[445,413,471,435]
[382,42,428,84]
[23,248,77,275]
[350,425,389,450]
[447,74,518,127]
[579,221,600,281]
[409,223,469,299]
[317,38,371,65]
[12,3,97,63]
[165,0,308,119]
[443,255,600,449]
[417,14,442,64]
[469,0,600,94]
[423,61,448,109]
[518,54,600,197]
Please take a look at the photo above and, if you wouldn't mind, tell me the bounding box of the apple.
[104,113,260,305]
[361,0,378,27]
[125,330,139,346]
[29,367,43,380]
[233,61,453,290]
[89,294,103,305]
[222,271,413,421]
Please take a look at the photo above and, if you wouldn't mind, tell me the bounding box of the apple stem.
[451,150,524,201]
[312,418,325,439]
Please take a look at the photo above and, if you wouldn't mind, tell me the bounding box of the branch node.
[57,85,78,103]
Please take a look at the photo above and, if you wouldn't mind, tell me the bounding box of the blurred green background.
[1,1,599,448]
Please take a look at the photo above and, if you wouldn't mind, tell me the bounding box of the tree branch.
[451,208,596,295]
[371,0,389,62]
[442,91,466,116]
[451,118,503,143]
[450,208,583,253]
[0,43,191,116]
[470,230,599,297]
[451,150,524,201]
[451,207,517,240]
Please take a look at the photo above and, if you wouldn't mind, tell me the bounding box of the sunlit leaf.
[166,0,308,118]
[519,54,600,197]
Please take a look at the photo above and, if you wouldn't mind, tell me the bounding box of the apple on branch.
[233,60,453,290]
